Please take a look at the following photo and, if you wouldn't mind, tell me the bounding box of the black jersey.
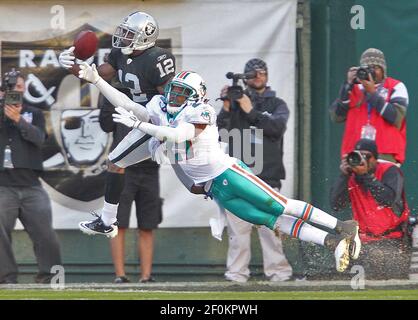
[107,46,176,104]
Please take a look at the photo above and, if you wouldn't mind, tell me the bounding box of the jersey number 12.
[156,58,175,78]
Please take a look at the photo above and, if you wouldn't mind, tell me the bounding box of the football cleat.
[349,225,361,260]
[338,220,361,260]
[334,238,350,272]
[79,212,118,238]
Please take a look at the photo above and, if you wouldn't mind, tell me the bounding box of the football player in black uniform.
[59,11,175,282]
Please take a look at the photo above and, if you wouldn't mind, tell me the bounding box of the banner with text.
[0,0,296,228]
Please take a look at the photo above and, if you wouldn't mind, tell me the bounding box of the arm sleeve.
[171,163,195,191]
[95,78,150,122]
[329,174,351,211]
[138,121,195,143]
[148,51,176,87]
[354,166,404,215]
[329,82,353,122]
[185,104,216,125]
[106,49,118,70]
[245,98,289,138]
[15,109,46,147]
[367,82,408,128]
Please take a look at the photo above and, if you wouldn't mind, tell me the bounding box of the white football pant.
[108,128,152,168]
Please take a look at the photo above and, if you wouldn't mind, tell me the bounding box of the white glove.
[78,62,101,84]
[149,137,169,164]
[112,106,142,129]
[59,46,75,69]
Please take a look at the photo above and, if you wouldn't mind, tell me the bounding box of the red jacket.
[348,162,409,242]
[341,77,406,163]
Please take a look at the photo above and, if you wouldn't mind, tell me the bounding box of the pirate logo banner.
[0,24,173,212]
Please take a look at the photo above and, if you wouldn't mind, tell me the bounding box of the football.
[73,30,98,60]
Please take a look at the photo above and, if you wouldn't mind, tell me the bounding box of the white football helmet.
[112,11,159,55]
[164,71,207,115]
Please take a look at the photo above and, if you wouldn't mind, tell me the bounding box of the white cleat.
[334,238,350,272]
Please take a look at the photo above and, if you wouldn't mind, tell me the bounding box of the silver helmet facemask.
[112,11,159,55]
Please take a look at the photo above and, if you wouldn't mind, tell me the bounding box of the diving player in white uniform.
[78,66,361,272]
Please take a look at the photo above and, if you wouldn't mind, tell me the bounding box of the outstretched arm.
[171,163,205,194]
[113,107,196,143]
[78,62,150,122]
[59,47,116,81]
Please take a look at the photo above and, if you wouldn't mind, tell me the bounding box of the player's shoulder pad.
[148,46,174,64]
[108,47,123,60]
[109,47,120,55]
[147,94,168,113]
[185,102,216,125]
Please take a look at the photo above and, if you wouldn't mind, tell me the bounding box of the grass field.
[1,289,418,300]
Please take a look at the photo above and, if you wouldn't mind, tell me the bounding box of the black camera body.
[0,68,23,107]
[226,85,244,101]
[222,71,257,102]
[353,65,376,84]
[347,150,366,167]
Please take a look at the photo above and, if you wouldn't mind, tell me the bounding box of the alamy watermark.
[50,265,65,289]
[350,265,365,290]
[50,5,66,31]
[159,128,265,175]
[350,5,365,30]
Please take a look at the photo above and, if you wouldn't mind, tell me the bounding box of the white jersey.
[147,95,233,184]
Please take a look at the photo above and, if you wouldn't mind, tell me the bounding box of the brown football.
[73,30,98,60]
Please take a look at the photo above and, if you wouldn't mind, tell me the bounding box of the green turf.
[0,289,418,300]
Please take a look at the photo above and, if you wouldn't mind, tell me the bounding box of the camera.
[346,150,369,167]
[353,65,376,84]
[0,68,23,107]
[222,71,257,101]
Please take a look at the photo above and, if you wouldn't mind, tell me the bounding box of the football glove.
[112,106,142,129]
[78,62,101,84]
[58,46,75,69]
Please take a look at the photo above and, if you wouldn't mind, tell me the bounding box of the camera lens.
[347,151,362,167]
[356,67,369,81]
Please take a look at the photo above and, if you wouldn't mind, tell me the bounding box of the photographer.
[0,71,61,284]
[330,139,410,279]
[217,58,293,282]
[329,48,408,164]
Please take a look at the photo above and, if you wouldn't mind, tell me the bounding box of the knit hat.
[354,139,378,159]
[244,58,268,74]
[360,48,387,76]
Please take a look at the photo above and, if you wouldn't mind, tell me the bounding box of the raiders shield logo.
[145,23,156,36]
